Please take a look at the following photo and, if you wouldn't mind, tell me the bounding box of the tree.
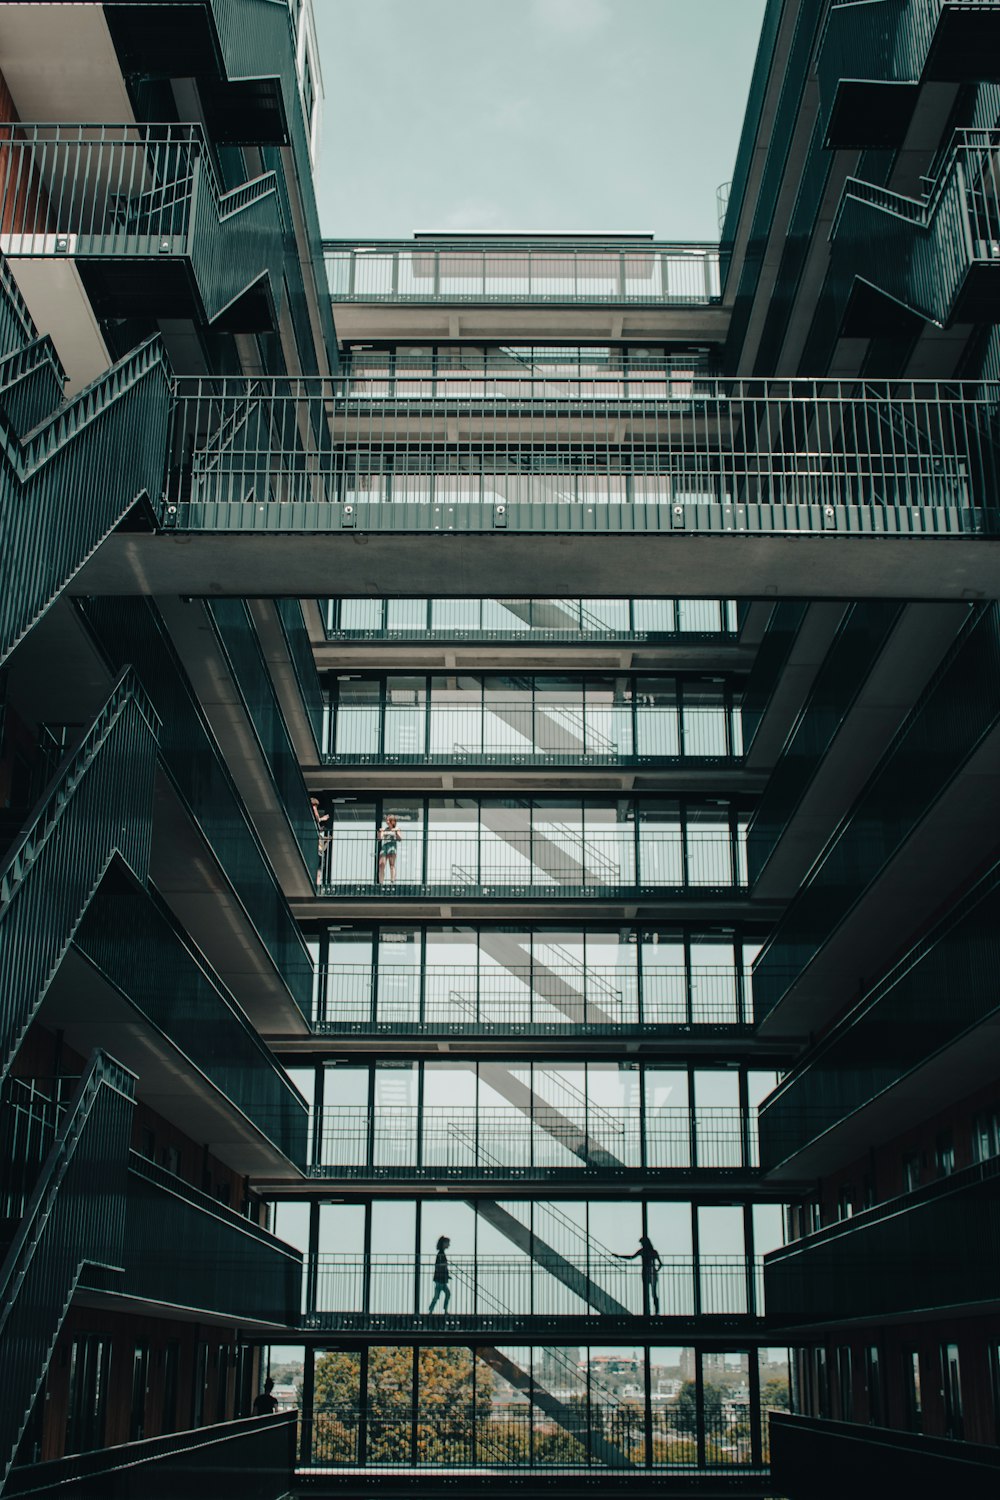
[762,1377,789,1410]
[673,1378,722,1436]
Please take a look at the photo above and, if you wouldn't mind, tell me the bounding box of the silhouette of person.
[614,1234,663,1314]
[252,1376,279,1415]
[429,1235,451,1312]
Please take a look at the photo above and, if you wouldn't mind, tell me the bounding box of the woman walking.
[429,1235,451,1313]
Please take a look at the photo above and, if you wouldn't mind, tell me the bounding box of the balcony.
[322,681,742,773]
[0,123,284,332]
[305,1250,763,1335]
[832,130,1000,331]
[327,239,721,306]
[325,237,726,343]
[117,372,1000,605]
[764,1155,1000,1324]
[322,597,741,643]
[817,0,1000,149]
[309,1101,761,1185]
[316,804,749,911]
[100,1152,302,1328]
[758,857,1000,1175]
[309,961,755,1036]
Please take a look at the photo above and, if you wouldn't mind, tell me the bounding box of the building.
[0,2,998,1498]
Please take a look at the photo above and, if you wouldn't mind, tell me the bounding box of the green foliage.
[762,1377,790,1410]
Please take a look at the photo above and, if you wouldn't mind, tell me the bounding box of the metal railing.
[1,328,172,664]
[318,827,745,894]
[0,1073,77,1222]
[833,129,1000,326]
[74,878,309,1168]
[323,597,740,640]
[312,1103,757,1175]
[324,701,740,763]
[118,1152,302,1326]
[0,1051,136,1488]
[3,1412,297,1499]
[80,598,315,1021]
[324,238,721,305]
[816,0,999,134]
[753,602,1000,1021]
[0,122,284,324]
[0,670,159,1083]
[310,1404,766,1472]
[207,598,318,872]
[312,962,750,1030]
[165,374,1000,516]
[311,1252,759,1321]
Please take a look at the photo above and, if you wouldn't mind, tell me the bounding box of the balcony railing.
[311,962,752,1031]
[310,1405,764,1474]
[112,1153,302,1326]
[817,0,1000,147]
[325,238,721,306]
[308,1251,761,1325]
[324,702,741,764]
[323,597,740,640]
[0,123,284,325]
[319,826,746,897]
[312,1103,758,1178]
[165,374,1000,520]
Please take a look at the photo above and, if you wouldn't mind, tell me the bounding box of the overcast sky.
[312,0,767,242]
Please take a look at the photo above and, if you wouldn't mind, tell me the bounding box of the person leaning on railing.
[613,1235,663,1314]
[378,814,402,885]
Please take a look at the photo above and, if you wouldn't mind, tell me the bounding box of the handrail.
[0,334,169,484]
[0,1050,136,1487]
[0,669,160,1081]
[0,668,158,911]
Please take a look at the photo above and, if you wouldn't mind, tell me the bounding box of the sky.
[312,0,768,242]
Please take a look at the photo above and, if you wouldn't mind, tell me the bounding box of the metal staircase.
[0,254,171,662]
[0,1052,136,1492]
[0,672,160,1084]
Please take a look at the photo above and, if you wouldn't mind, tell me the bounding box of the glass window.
[702,1351,751,1466]
[758,1349,790,1462]
[638,801,682,886]
[904,1350,922,1433]
[312,1348,361,1463]
[384,676,426,755]
[645,1068,690,1168]
[640,934,686,1025]
[698,1206,746,1314]
[941,1344,963,1439]
[650,1347,697,1466]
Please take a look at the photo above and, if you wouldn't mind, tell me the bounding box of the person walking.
[377,813,402,885]
[428,1235,451,1313]
[614,1234,663,1314]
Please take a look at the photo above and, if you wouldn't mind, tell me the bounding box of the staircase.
[833,130,1000,332]
[0,671,160,1083]
[0,255,171,662]
[0,1051,136,1491]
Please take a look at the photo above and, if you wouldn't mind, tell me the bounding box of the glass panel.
[646,1204,695,1315]
[758,1349,790,1462]
[312,1349,361,1463]
[650,1347,697,1467]
[645,1069,690,1167]
[368,1346,414,1463]
[702,1351,751,1467]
